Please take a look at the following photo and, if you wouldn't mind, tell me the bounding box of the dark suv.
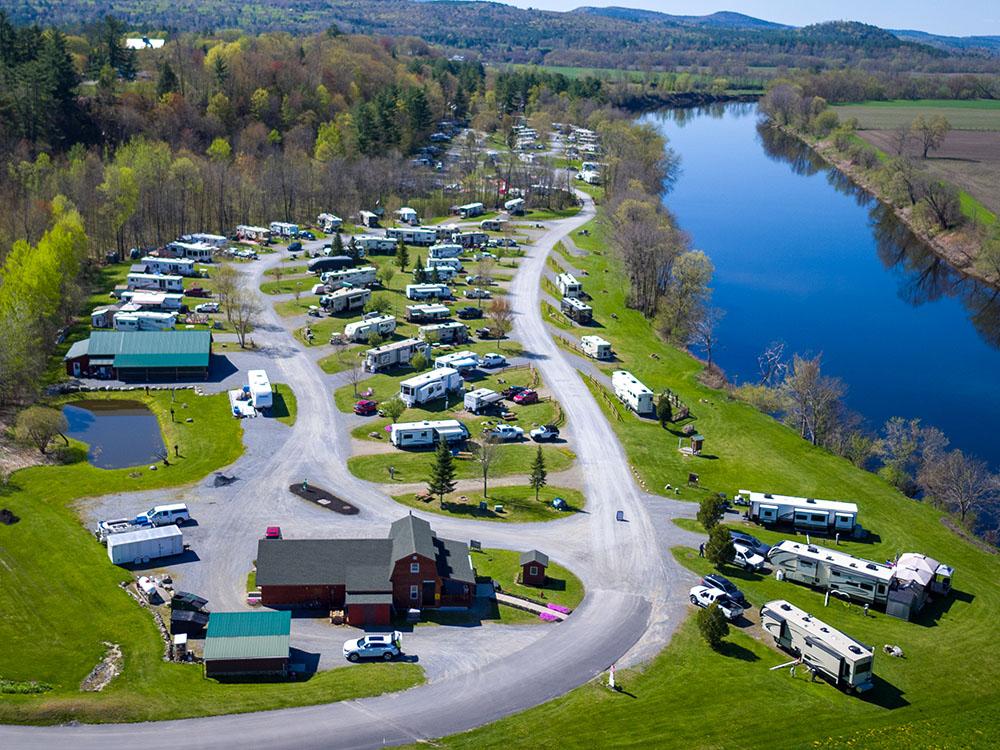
[701,573,748,607]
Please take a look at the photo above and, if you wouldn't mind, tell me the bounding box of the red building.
[519,550,549,587]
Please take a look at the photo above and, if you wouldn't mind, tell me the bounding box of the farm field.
[832,99,1000,131]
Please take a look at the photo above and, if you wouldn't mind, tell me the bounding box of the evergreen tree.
[429,266,441,284]
[657,393,673,428]
[697,602,729,650]
[156,61,179,99]
[413,256,426,283]
[427,437,457,506]
[696,493,726,530]
[332,231,344,256]
[529,445,548,501]
[346,236,359,262]
[705,525,735,567]
[395,238,409,271]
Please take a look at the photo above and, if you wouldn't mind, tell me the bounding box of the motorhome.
[767,541,894,606]
[406,304,451,323]
[320,266,378,290]
[760,600,874,693]
[127,273,184,293]
[611,370,655,416]
[581,335,612,360]
[320,287,371,314]
[434,350,479,373]
[557,273,583,298]
[395,206,419,225]
[247,369,273,410]
[456,202,484,219]
[428,243,464,259]
[464,388,503,414]
[385,227,437,246]
[398,367,464,407]
[141,256,197,277]
[354,235,398,254]
[343,315,396,343]
[269,221,299,238]
[118,291,184,312]
[309,256,354,274]
[406,283,452,301]
[451,231,488,248]
[738,490,859,534]
[390,419,469,448]
[236,225,271,242]
[317,213,342,232]
[561,296,593,323]
[364,338,428,373]
[503,197,525,215]
[418,321,469,345]
[113,311,177,332]
[358,210,380,228]
[427,257,463,273]
[480,219,506,232]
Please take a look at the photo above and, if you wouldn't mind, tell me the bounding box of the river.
[642,103,1000,467]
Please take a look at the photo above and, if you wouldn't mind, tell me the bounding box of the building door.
[421,580,436,606]
[72,361,81,377]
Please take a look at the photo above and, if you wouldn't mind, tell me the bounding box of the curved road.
[1,195,697,749]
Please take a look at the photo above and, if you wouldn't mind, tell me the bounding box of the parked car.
[465,274,495,286]
[499,238,518,248]
[729,530,770,557]
[732,541,767,572]
[354,400,378,416]
[700,573,747,606]
[343,632,402,662]
[457,306,483,320]
[300,231,315,240]
[513,389,539,405]
[489,425,524,442]
[194,302,219,313]
[264,526,282,540]
[288,241,303,252]
[530,424,560,441]
[465,288,491,299]
[185,286,210,297]
[479,353,506,368]
[475,327,493,339]
[501,385,527,399]
[688,585,744,621]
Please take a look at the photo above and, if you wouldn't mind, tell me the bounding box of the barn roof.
[70,330,211,369]
[203,611,290,661]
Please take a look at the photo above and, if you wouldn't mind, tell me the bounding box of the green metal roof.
[203,634,290,661]
[86,330,211,369]
[203,611,291,662]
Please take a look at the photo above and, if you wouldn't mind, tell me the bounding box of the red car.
[264,526,282,540]
[513,390,539,405]
[185,286,211,298]
[354,399,378,416]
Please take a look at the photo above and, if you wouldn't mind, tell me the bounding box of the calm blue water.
[642,104,1000,466]
[64,400,166,469]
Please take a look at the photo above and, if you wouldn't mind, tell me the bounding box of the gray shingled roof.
[390,514,436,561]
[255,539,393,590]
[519,550,549,568]
[436,537,475,584]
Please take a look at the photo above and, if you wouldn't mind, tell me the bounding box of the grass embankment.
[270,382,297,426]
[472,549,584,610]
[0,391,422,723]
[392,486,584,523]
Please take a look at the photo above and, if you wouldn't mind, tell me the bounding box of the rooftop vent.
[806,498,816,504]
[849,645,862,654]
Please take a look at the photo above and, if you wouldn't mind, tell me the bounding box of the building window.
[529,566,538,576]
[410,585,419,600]
[410,562,420,574]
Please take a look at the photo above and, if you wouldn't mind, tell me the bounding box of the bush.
[696,493,726,530]
[697,602,729,650]
[410,351,428,371]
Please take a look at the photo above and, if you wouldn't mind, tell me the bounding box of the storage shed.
[64,330,212,381]
[520,550,549,587]
[202,611,291,679]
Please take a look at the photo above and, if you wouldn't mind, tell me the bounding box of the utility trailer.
[107,525,184,565]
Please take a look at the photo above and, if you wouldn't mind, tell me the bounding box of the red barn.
[520,550,549,587]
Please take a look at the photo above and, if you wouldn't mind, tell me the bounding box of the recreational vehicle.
[451,231,488,248]
[464,388,503,414]
[418,321,469,345]
[141,256,196,277]
[421,266,458,282]
[320,287,371,314]
[343,315,396,343]
[561,296,593,323]
[247,369,273,410]
[456,202,484,219]
[395,207,419,225]
[269,221,299,238]
[428,243,463,259]
[480,219,506,231]
[390,419,469,449]
[767,541,894,606]
[738,490,859,534]
[320,266,377,290]
[317,213,343,232]
[760,600,874,693]
[434,350,479,373]
[406,283,452,301]
[427,257,463,273]
[358,210,380,228]
[557,273,583,298]
[107,525,184,566]
[576,170,601,185]
[354,235,397,254]
[581,335,612,360]
[424,224,458,241]
[503,197,525,214]
[398,367,464,407]
[165,241,215,261]
[611,370,655,416]
[364,338,428,373]
[406,304,451,323]
[236,225,271,242]
[113,311,177,332]
[118,291,184,312]
[385,227,436,246]
[127,273,184,293]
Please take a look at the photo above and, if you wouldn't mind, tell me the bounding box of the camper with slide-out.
[434,350,479,373]
[406,304,451,323]
[561,296,592,323]
[557,273,582,298]
[419,321,469,345]
[406,283,452,301]
[427,256,463,273]
[320,266,377,289]
[760,599,875,694]
[399,367,463,407]
[364,338,429,373]
[611,370,655,416]
[428,243,463,260]
[390,420,469,449]
[320,287,371,314]
[343,315,396,343]
[581,335,612,360]
[386,227,436,246]
[464,388,503,414]
[767,540,894,606]
[738,489,859,534]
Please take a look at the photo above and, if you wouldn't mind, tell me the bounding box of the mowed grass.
[392,486,584,523]
[471,548,585,610]
[348,443,575,483]
[832,99,1000,131]
[270,382,297,426]
[0,391,423,723]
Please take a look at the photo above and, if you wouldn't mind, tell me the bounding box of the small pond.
[63,400,166,469]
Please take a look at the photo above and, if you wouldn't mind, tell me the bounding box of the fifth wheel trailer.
[760,599,874,693]
[611,370,655,416]
[364,338,429,373]
[399,367,463,407]
[343,315,396,343]
[390,419,469,448]
[738,489,859,534]
[107,525,184,565]
[767,540,894,606]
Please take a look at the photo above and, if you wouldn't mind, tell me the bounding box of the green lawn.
[260,273,313,295]
[471,548,584,610]
[832,99,1000,131]
[348,444,575,483]
[270,382,297,426]
[541,300,573,330]
[522,206,582,221]
[392,486,584,523]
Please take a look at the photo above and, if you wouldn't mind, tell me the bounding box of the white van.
[135,503,190,527]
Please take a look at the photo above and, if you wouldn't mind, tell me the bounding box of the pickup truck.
[488,425,524,442]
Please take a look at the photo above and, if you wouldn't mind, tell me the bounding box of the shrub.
[696,493,726,530]
[704,524,735,567]
[697,602,729,650]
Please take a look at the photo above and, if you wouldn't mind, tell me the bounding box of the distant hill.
[891,29,1000,56]
[572,7,791,30]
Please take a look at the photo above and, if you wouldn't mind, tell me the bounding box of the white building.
[399,367,464,407]
[581,335,612,360]
[611,370,655,416]
[364,338,428,373]
[557,272,582,298]
[125,37,166,50]
[343,315,396,343]
[118,291,184,311]
[738,490,859,534]
[390,419,469,448]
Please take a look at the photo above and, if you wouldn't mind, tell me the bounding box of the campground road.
[0,196,697,749]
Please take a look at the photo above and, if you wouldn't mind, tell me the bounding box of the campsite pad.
[289,484,359,515]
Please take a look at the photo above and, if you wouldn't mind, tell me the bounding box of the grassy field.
[471,548,585,610]
[270,382,297,426]
[392,486,584,523]
[832,99,1000,131]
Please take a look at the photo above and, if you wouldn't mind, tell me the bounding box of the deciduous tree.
[16,406,68,455]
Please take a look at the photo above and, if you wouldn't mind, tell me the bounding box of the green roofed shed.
[203,611,291,678]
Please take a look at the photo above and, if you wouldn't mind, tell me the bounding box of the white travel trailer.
[760,600,875,694]
[612,370,655,416]
[456,202,484,218]
[127,273,184,292]
[107,525,184,566]
[354,234,397,254]
[738,490,859,534]
[269,221,299,237]
[320,266,378,289]
[180,233,227,248]
[423,266,458,282]
[343,315,396,343]
[385,227,437,246]
[364,338,429,373]
[581,335,612,360]
[166,241,215,262]
[480,219,506,231]
[236,225,271,242]
[406,303,451,323]
[399,367,464,407]
[419,321,468,345]
[557,273,582,298]
[451,231,488,248]
[503,197,525,214]
[434,350,479,372]
[428,242,463,259]
[141,256,197,277]
[464,388,503,414]
[424,224,458,241]
[317,212,343,232]
[427,257,463,273]
[406,283,452,301]
[390,419,469,448]
[247,369,273,410]
[395,206,419,225]
[576,169,601,185]
[113,311,177,332]
[561,296,593,323]
[767,541,894,606]
[321,287,371,314]
[358,210,380,228]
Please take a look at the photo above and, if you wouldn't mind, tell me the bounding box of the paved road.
[1,196,700,749]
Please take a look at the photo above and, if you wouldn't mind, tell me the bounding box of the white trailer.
[427,257,463,273]
[434,350,479,372]
[739,490,859,534]
[581,335,612,360]
[358,210,380,228]
[320,266,378,289]
[760,600,875,693]
[423,224,458,241]
[399,367,464,407]
[269,221,299,237]
[386,227,437,246]
[557,273,582,298]
[317,212,342,232]
[503,197,525,214]
[428,242,463,259]
[355,235,399,254]
[451,231,488,248]
[457,202,484,218]
[561,296,593,323]
[611,370,655,416]
[364,338,429,373]
[166,241,215,261]
[406,283,452,300]
[107,525,184,566]
[464,388,503,414]
[321,287,371,314]
[236,225,271,242]
[127,273,184,292]
[480,218,506,231]
[576,169,601,185]
[395,206,419,225]
[113,311,177,332]
[248,369,273,410]
[423,266,458,282]
[406,303,451,323]
[419,321,469,345]
[766,540,894,606]
[343,315,396,343]
[119,291,184,311]
[390,419,469,448]
[142,256,197,276]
